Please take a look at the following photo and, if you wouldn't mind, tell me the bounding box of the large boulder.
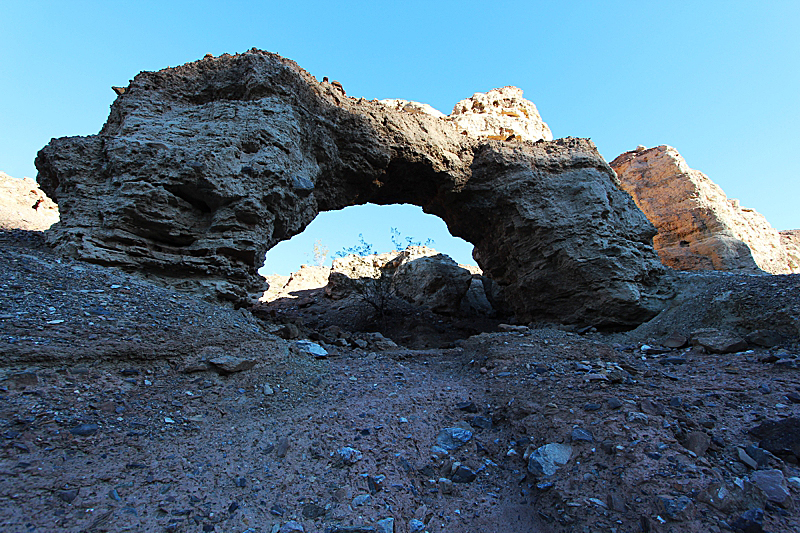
[388,246,473,314]
[610,145,793,274]
[0,172,59,231]
[36,49,668,327]
[325,247,472,315]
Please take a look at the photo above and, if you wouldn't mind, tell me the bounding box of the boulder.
[690,328,748,354]
[0,172,59,231]
[389,246,472,314]
[36,49,668,327]
[611,145,793,274]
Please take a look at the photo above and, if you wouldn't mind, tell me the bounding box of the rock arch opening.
[260,204,475,276]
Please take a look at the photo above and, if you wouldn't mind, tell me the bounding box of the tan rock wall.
[610,145,792,274]
[0,172,59,231]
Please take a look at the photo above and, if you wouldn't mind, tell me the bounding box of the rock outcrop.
[0,172,59,231]
[782,230,800,273]
[611,145,793,274]
[36,49,668,327]
[449,86,553,142]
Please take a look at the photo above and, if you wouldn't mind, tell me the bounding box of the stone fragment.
[435,428,473,451]
[302,503,326,519]
[408,519,425,533]
[751,469,790,505]
[737,447,758,469]
[208,354,257,373]
[663,333,688,348]
[749,417,800,460]
[745,330,784,348]
[279,521,305,533]
[606,397,623,409]
[571,428,594,443]
[698,481,761,513]
[275,437,290,458]
[293,340,328,358]
[57,489,79,503]
[730,508,764,533]
[334,447,363,465]
[451,465,477,483]
[352,494,372,507]
[36,50,668,327]
[375,517,394,533]
[455,401,478,413]
[682,431,711,457]
[657,495,694,521]
[611,145,794,274]
[690,328,748,354]
[69,423,99,436]
[527,443,573,477]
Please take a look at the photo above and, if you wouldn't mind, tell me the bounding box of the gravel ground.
[2,229,800,533]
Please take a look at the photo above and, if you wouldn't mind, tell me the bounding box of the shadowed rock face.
[36,49,668,327]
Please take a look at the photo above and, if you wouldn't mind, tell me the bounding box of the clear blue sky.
[2,1,798,275]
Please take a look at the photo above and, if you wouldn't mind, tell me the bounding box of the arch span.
[36,50,669,327]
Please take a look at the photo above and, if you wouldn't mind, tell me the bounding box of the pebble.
[376,517,394,533]
[352,494,372,506]
[456,401,478,413]
[275,437,290,458]
[435,427,473,451]
[583,403,602,411]
[606,397,623,409]
[334,447,363,465]
[658,495,693,521]
[408,518,425,532]
[294,340,328,358]
[451,465,477,483]
[57,489,79,503]
[279,521,305,533]
[571,428,593,443]
[69,423,99,436]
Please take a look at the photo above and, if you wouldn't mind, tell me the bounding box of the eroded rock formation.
[782,230,800,273]
[611,145,794,274]
[36,49,668,327]
[0,172,59,231]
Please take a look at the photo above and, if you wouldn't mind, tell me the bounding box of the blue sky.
[2,1,798,274]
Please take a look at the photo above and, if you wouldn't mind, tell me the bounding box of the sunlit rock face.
[36,49,668,327]
[0,172,59,231]
[611,145,793,274]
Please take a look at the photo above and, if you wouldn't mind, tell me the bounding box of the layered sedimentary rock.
[36,49,667,327]
[0,172,59,231]
[611,146,792,274]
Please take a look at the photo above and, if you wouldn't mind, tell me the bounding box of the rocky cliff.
[36,49,668,327]
[0,172,59,231]
[611,145,794,274]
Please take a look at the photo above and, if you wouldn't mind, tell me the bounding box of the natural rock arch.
[36,49,669,327]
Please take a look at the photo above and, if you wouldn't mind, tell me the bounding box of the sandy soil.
[2,229,800,533]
